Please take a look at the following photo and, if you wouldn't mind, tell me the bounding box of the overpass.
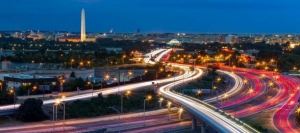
[159,66,259,132]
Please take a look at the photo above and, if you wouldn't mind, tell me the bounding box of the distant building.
[85,37,96,42]
[238,36,253,44]
[167,39,181,46]
[253,37,262,43]
[58,37,81,42]
[2,74,58,88]
[225,35,234,44]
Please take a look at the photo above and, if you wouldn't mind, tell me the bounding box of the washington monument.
[81,9,86,42]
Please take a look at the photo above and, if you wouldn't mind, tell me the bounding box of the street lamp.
[178,107,184,120]
[260,74,266,79]
[128,71,133,77]
[28,86,37,96]
[80,62,83,67]
[293,66,297,71]
[125,90,131,98]
[9,88,16,109]
[296,107,300,114]
[243,79,248,84]
[109,106,121,133]
[119,90,131,123]
[144,69,148,74]
[159,97,164,108]
[221,93,229,108]
[143,95,152,126]
[196,89,202,98]
[87,61,91,67]
[248,88,254,95]
[71,59,74,68]
[127,71,133,81]
[53,99,59,132]
[122,55,126,64]
[167,101,172,112]
[264,66,269,71]
[88,81,94,97]
[53,97,66,131]
[104,74,110,81]
[59,78,65,93]
[216,77,221,83]
[160,68,164,72]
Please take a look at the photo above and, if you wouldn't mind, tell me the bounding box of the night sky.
[0,0,299,33]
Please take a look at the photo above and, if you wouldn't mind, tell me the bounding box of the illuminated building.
[81,8,86,42]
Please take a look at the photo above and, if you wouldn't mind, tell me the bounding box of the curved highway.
[0,49,188,111]
[159,67,259,132]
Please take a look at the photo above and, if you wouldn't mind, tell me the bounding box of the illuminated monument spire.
[81,9,86,42]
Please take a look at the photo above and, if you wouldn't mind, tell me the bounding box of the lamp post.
[243,79,248,88]
[221,93,228,109]
[122,55,126,64]
[122,90,132,115]
[248,88,254,96]
[109,106,121,133]
[80,62,83,67]
[28,86,37,96]
[144,95,152,126]
[167,101,172,121]
[196,89,202,99]
[61,96,66,131]
[88,81,94,97]
[59,78,65,93]
[159,97,164,108]
[128,71,133,82]
[87,61,91,68]
[178,108,183,120]
[53,97,66,132]
[71,59,74,68]
[9,88,15,109]
[53,99,59,132]
[52,103,56,132]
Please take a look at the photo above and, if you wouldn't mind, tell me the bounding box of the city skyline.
[0,0,300,34]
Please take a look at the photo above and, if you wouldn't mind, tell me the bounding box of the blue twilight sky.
[0,0,299,33]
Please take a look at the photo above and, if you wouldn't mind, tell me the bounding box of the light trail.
[159,68,259,133]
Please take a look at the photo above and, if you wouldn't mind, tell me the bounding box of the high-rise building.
[81,9,86,42]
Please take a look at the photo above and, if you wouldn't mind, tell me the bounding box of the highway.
[153,49,300,132]
[0,109,187,133]
[0,49,192,111]
[0,48,261,132]
[155,49,172,62]
[159,67,259,132]
[217,72,267,109]
[273,75,300,133]
[231,73,284,118]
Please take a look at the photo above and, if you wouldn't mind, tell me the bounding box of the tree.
[75,77,85,89]
[18,98,48,122]
[0,81,15,105]
[70,71,76,78]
